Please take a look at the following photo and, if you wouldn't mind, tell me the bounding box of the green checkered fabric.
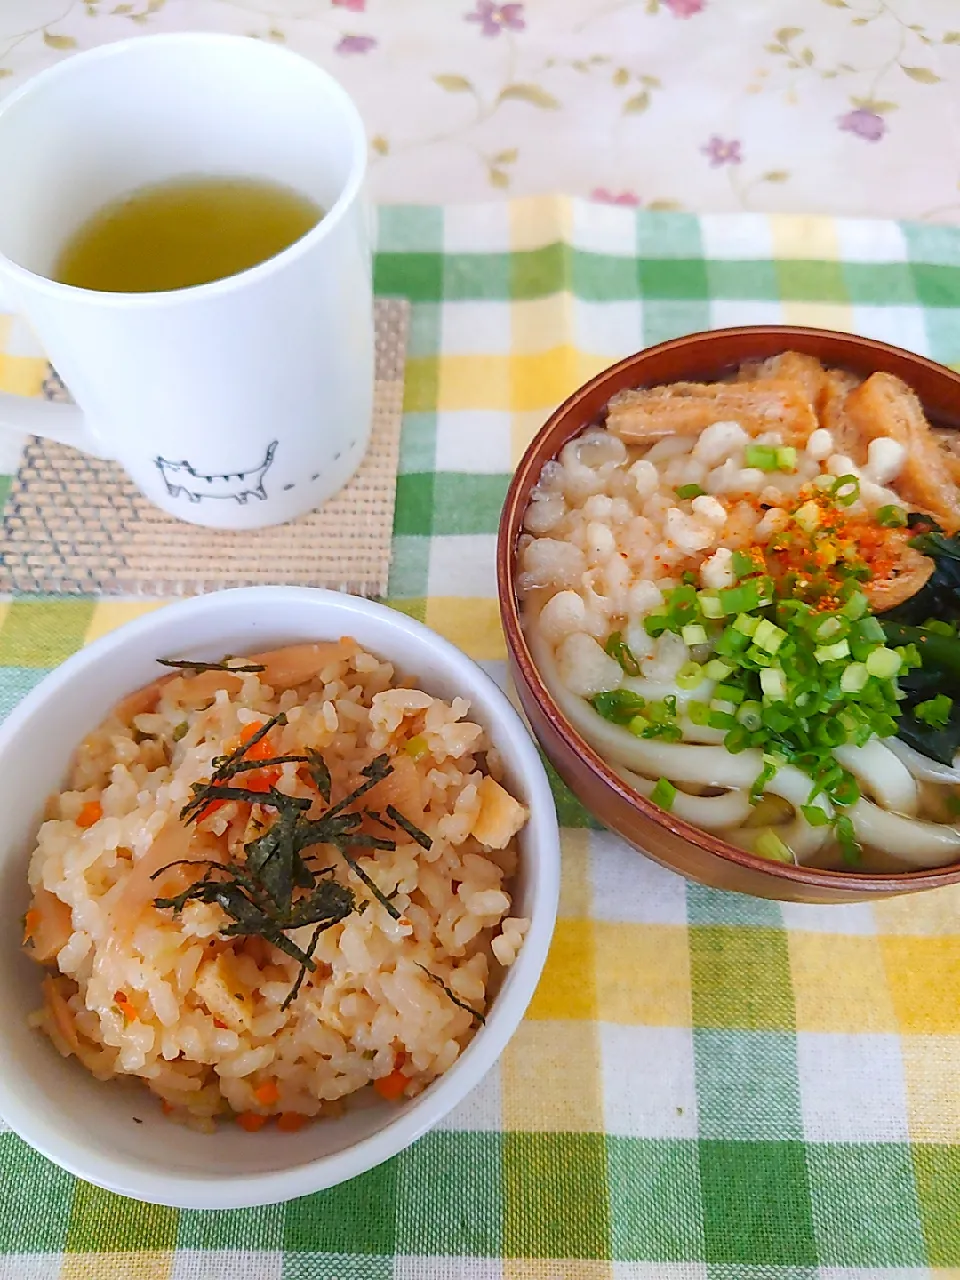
[2,198,960,1278]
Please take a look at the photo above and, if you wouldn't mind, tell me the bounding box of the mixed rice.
[23,638,529,1130]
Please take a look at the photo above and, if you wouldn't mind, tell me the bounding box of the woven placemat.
[0,297,409,597]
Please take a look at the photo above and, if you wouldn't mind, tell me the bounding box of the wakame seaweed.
[875,522,960,764]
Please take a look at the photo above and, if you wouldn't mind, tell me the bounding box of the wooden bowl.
[497,325,960,903]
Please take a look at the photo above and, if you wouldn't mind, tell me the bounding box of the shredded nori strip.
[324,753,392,819]
[212,712,287,774]
[338,849,402,920]
[417,964,486,1025]
[305,748,332,803]
[152,733,445,1008]
[157,657,266,674]
[364,809,396,831]
[386,805,432,851]
[181,783,310,824]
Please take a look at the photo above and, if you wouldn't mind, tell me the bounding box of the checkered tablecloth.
[2,197,960,1278]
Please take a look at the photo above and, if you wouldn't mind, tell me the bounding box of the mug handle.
[0,390,110,459]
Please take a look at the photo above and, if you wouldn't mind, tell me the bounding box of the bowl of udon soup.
[499,325,960,904]
[0,587,559,1209]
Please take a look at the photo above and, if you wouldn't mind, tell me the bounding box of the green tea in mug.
[54,174,323,293]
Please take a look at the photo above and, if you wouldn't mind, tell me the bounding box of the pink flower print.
[336,34,377,54]
[838,108,886,142]
[664,0,705,15]
[701,135,742,167]
[332,0,366,9]
[465,1,526,37]
[591,188,641,207]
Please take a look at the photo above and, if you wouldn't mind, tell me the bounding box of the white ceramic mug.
[0,34,375,530]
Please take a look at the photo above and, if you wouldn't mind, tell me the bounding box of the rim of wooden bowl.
[497,324,960,895]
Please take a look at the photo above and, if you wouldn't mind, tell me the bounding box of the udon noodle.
[517,352,960,872]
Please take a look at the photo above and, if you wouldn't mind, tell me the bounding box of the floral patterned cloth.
[0,0,956,221]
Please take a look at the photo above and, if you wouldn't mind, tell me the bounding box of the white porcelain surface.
[0,587,560,1208]
[0,35,375,530]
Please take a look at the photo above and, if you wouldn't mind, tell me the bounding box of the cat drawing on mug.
[155,440,278,504]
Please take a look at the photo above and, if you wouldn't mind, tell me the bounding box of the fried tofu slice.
[470,776,527,849]
[844,372,960,532]
[195,951,255,1032]
[606,379,819,443]
[737,351,830,409]
[935,428,960,487]
[862,530,934,612]
[817,369,863,457]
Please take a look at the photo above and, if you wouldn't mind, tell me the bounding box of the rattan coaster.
[0,297,409,597]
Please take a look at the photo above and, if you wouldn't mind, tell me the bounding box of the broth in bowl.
[517,351,960,874]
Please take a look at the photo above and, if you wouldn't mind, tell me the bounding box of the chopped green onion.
[815,639,851,664]
[865,646,900,679]
[732,550,759,579]
[708,710,737,731]
[840,663,869,694]
[676,483,705,499]
[876,504,907,528]
[644,612,669,638]
[627,715,651,737]
[915,694,954,729]
[835,814,859,862]
[718,582,760,615]
[896,642,922,671]
[704,657,733,680]
[591,690,646,723]
[775,445,797,472]
[832,771,860,806]
[754,618,787,655]
[763,703,794,732]
[404,734,429,760]
[801,804,830,828]
[815,718,847,748]
[760,668,787,701]
[754,830,793,863]
[714,681,745,705]
[841,590,869,620]
[737,700,763,731]
[831,474,860,506]
[681,623,709,647]
[723,725,750,753]
[795,500,821,532]
[715,628,751,656]
[650,777,677,811]
[604,630,641,676]
[814,615,846,642]
[688,700,711,726]
[744,443,779,472]
[733,612,760,638]
[676,660,704,691]
[698,592,724,619]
